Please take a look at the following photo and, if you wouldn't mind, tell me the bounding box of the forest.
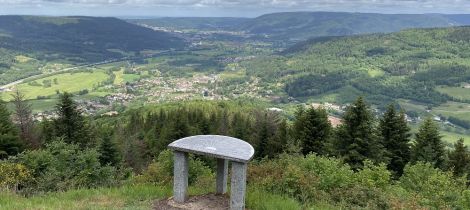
[241,26,470,107]
[2,92,470,209]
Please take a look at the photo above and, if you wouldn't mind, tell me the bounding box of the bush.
[354,160,391,190]
[135,150,214,188]
[0,162,31,192]
[399,162,467,209]
[10,139,126,194]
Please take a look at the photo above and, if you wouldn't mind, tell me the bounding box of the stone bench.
[168,135,255,210]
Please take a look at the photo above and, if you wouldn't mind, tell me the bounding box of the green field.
[0,184,302,210]
[433,102,470,121]
[436,86,470,101]
[113,69,141,85]
[1,71,110,100]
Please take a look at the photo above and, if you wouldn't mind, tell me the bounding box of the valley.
[2,14,470,146]
[3,9,470,210]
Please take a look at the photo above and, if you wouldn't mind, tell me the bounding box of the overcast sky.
[1,0,470,17]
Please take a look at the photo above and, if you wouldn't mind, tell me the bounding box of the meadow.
[1,71,110,100]
[0,184,302,210]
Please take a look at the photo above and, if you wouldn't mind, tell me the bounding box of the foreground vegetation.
[1,93,470,209]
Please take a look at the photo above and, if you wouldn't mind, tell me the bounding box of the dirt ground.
[154,194,230,210]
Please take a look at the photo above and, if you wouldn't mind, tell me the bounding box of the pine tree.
[98,134,121,167]
[0,100,22,159]
[11,89,38,148]
[335,97,382,170]
[379,104,411,176]
[300,107,332,155]
[411,118,445,169]
[277,119,289,152]
[448,138,470,176]
[54,92,91,146]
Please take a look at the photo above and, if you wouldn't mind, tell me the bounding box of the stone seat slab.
[168,135,254,163]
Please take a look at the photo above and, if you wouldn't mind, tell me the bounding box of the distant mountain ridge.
[237,12,470,40]
[0,15,185,62]
[130,12,470,41]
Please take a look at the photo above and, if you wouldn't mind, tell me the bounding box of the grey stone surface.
[230,161,247,210]
[168,135,254,163]
[216,159,228,194]
[173,151,189,203]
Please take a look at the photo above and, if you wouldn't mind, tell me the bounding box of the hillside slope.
[0,15,185,85]
[0,16,185,62]
[237,12,469,40]
[242,26,470,106]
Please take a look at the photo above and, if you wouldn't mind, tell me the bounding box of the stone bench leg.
[230,161,247,210]
[173,151,189,203]
[216,159,228,194]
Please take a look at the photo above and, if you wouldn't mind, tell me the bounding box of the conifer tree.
[11,89,38,148]
[277,119,289,152]
[300,107,332,155]
[54,92,91,146]
[411,118,445,169]
[0,100,22,159]
[98,134,121,167]
[379,104,411,176]
[335,97,382,170]
[448,138,470,176]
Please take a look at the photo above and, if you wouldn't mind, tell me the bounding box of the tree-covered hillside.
[242,26,470,107]
[237,12,469,40]
[0,16,185,62]
[0,15,186,85]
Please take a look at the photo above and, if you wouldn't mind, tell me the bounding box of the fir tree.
[54,92,91,146]
[98,134,121,167]
[411,118,445,169]
[300,107,332,155]
[379,104,411,176]
[11,89,38,148]
[448,138,470,176]
[335,97,382,170]
[0,100,22,159]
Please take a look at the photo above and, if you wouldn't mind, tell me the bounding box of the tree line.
[1,92,470,193]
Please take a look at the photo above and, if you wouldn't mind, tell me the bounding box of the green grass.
[114,70,141,85]
[0,184,307,210]
[433,102,470,122]
[0,184,172,210]
[1,71,110,101]
[436,86,470,101]
[247,188,303,210]
[440,130,470,145]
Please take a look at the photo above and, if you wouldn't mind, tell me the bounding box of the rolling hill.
[129,12,470,41]
[0,15,186,85]
[0,16,185,62]
[241,26,470,108]
[236,12,470,40]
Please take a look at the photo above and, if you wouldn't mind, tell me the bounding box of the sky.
[1,0,470,17]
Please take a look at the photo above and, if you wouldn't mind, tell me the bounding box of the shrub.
[135,150,214,188]
[10,139,125,194]
[399,162,467,209]
[354,160,391,190]
[0,162,31,192]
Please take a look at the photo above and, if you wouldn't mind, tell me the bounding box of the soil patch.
[154,194,230,210]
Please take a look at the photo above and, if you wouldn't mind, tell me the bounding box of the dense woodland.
[2,92,470,209]
[242,26,470,107]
